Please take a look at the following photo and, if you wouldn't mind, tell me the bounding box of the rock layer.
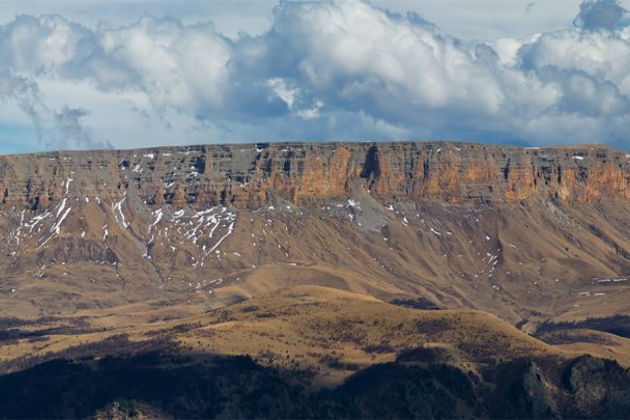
[0,142,628,210]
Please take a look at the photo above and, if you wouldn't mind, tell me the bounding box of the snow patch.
[112,196,129,229]
[207,222,235,253]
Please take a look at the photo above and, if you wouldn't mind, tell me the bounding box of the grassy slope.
[4,285,627,391]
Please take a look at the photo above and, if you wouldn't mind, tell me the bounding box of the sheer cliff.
[1,142,628,210]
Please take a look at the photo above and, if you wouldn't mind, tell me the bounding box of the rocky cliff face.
[1,142,628,210]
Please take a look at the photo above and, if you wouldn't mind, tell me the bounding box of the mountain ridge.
[1,141,629,213]
[0,140,628,344]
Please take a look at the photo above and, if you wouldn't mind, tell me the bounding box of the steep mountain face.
[1,142,629,209]
[0,141,629,327]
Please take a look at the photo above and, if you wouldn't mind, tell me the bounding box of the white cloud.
[266,78,297,109]
[101,17,232,110]
[0,0,629,152]
[574,0,629,30]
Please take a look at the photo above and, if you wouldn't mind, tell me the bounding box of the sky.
[0,0,629,154]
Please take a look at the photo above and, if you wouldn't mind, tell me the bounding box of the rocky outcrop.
[562,355,630,418]
[0,142,628,210]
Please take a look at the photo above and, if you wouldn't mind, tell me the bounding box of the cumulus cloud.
[0,0,629,151]
[52,107,112,150]
[0,16,117,150]
[0,71,45,139]
[0,70,109,150]
[573,0,628,31]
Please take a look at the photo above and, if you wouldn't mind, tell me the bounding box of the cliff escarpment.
[0,141,629,329]
[0,142,628,209]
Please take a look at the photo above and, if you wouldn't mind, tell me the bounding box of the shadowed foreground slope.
[0,286,629,419]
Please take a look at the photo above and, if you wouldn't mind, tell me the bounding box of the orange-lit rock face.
[505,166,536,201]
[0,142,628,209]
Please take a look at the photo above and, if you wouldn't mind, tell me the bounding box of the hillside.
[0,142,628,324]
[0,141,629,417]
[0,286,629,418]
